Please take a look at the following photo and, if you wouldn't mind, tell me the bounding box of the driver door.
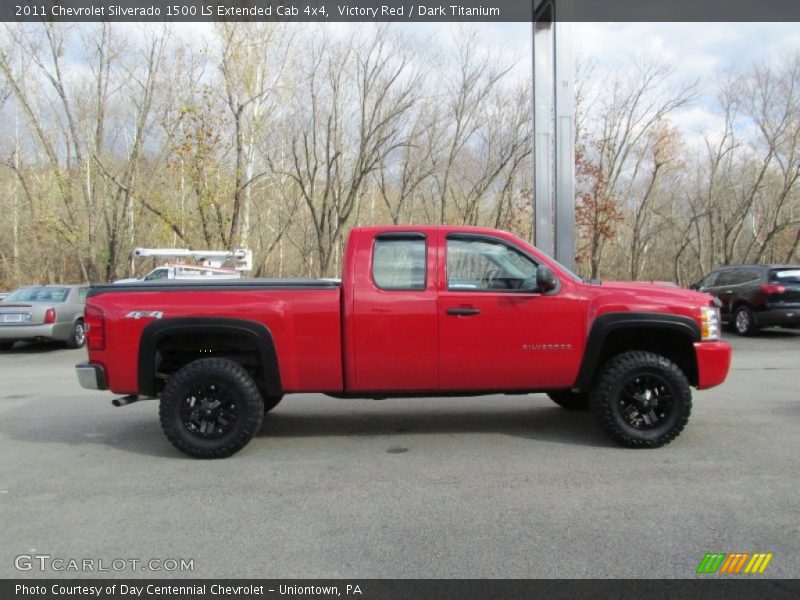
[437,233,583,391]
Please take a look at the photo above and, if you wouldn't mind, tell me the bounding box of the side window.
[701,272,719,288]
[145,268,169,281]
[372,237,426,291]
[715,270,737,286]
[78,288,88,303]
[447,238,538,291]
[743,268,762,283]
[729,268,758,285]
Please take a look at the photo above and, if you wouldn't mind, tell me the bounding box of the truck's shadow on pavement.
[0,401,612,459]
[257,404,612,448]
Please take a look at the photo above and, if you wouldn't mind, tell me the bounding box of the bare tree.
[272,27,421,276]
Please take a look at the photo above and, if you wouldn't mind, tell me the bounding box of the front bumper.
[75,362,108,390]
[694,341,732,390]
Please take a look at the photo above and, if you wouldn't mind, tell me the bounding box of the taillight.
[44,308,56,324]
[761,284,786,294]
[85,305,105,351]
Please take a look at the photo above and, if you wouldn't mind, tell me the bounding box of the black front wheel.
[590,351,692,448]
[159,358,264,458]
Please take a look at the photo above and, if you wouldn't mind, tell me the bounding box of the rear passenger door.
[350,233,438,392]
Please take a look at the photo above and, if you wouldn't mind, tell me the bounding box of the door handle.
[446,306,481,316]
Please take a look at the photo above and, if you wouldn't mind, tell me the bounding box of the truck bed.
[88,279,344,395]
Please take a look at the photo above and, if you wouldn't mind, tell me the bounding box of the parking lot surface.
[1,330,798,578]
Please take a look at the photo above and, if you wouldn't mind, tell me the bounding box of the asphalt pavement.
[0,329,798,578]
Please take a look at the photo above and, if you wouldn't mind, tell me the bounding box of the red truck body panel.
[92,288,343,395]
[85,225,732,398]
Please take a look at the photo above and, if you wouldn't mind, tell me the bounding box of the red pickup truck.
[76,226,731,458]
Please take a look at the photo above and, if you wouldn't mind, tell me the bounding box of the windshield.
[3,287,70,303]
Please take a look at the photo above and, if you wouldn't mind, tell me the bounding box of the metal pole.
[533,7,554,256]
[533,0,575,270]
[554,2,575,271]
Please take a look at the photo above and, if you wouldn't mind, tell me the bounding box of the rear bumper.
[756,307,800,328]
[0,323,72,341]
[694,341,732,390]
[75,362,108,391]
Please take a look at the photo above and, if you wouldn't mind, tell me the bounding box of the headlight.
[700,306,721,341]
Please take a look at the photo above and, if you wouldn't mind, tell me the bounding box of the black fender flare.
[574,312,700,391]
[137,317,281,397]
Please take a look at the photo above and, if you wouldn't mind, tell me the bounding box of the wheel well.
[139,319,281,397]
[592,327,698,387]
[153,331,259,391]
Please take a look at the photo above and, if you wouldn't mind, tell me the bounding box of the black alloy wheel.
[590,351,692,448]
[159,358,264,458]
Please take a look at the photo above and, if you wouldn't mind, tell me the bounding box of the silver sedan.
[0,285,88,350]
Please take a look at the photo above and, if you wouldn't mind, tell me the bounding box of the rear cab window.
[372,235,426,291]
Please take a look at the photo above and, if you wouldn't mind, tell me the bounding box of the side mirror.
[688,281,701,291]
[536,265,558,292]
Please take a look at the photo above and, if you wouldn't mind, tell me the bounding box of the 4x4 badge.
[125,311,163,320]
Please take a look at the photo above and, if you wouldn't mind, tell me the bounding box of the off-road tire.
[159,358,264,459]
[66,319,86,349]
[547,390,590,411]
[733,305,757,336]
[590,351,692,448]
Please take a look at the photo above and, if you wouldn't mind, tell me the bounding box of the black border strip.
[3,579,800,600]
[6,0,800,23]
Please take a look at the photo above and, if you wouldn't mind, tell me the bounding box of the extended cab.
[76,226,732,458]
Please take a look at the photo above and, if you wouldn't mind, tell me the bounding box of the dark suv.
[692,265,800,335]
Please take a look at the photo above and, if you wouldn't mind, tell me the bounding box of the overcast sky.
[481,22,800,146]
[98,21,800,147]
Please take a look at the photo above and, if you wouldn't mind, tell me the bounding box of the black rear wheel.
[590,351,691,448]
[159,358,264,458]
[0,341,15,351]
[547,390,590,411]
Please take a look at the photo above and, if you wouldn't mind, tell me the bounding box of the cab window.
[372,237,426,291]
[447,238,538,291]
